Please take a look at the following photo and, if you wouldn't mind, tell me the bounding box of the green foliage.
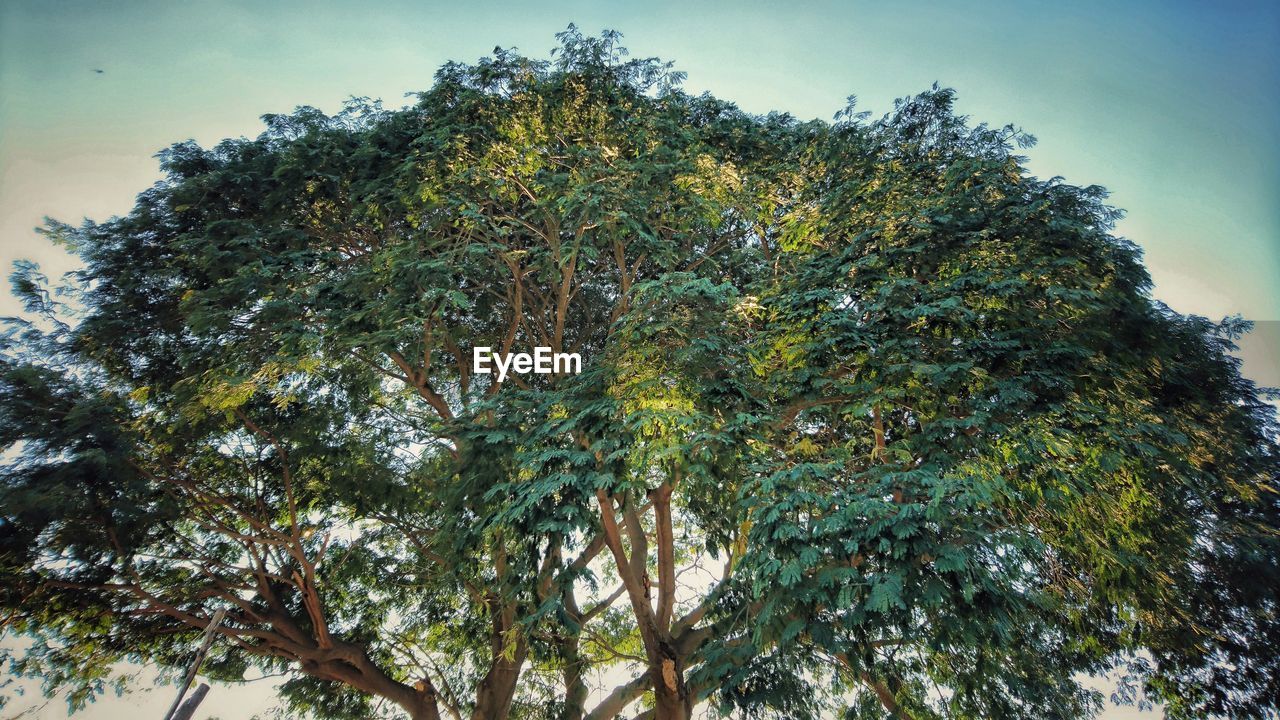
[2,27,1277,720]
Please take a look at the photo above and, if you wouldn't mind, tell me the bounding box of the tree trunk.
[560,635,588,720]
[650,649,692,720]
[594,488,694,720]
[405,696,444,720]
[471,641,527,720]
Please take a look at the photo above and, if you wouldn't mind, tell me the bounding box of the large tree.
[2,28,1277,720]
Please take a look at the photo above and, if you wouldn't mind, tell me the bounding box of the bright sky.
[1,1,1277,717]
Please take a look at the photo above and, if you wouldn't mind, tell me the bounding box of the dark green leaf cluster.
[2,28,1276,720]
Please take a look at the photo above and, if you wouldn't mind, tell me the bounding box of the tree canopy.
[3,27,1278,720]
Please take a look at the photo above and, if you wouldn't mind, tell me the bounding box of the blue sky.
[0,1,1277,716]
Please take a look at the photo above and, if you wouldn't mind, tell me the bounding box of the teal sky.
[0,1,1277,714]
[2,0,1278,324]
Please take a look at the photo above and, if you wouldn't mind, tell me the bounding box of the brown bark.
[860,672,913,720]
[559,634,588,720]
[872,404,887,458]
[835,653,916,720]
[584,673,650,720]
[594,489,693,720]
[650,651,692,720]
[471,645,526,720]
[652,482,677,632]
[295,641,445,720]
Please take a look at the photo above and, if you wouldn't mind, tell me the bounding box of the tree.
[2,27,1277,720]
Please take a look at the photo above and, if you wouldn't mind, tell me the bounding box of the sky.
[0,1,1277,718]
